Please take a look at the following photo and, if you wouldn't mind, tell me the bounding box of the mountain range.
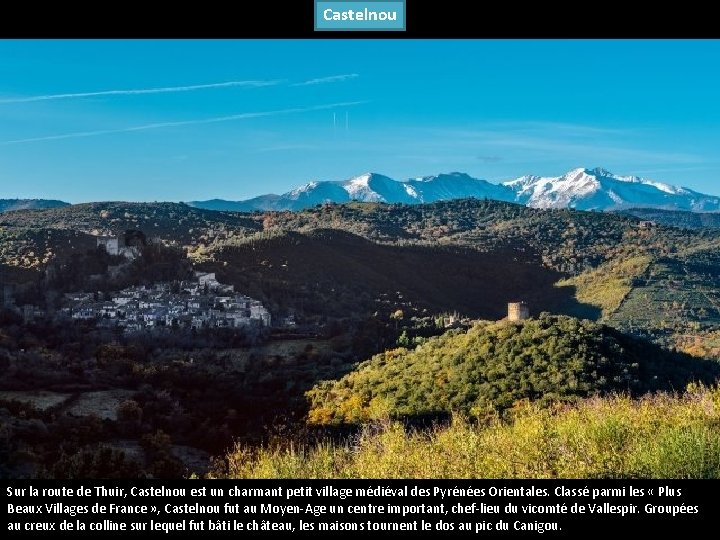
[3,168,718,215]
[189,167,720,213]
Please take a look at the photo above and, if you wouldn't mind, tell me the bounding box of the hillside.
[2,197,720,479]
[247,201,720,352]
[0,202,261,244]
[620,208,720,229]
[608,248,720,342]
[2,198,720,355]
[198,228,588,322]
[305,315,720,424]
[0,202,261,275]
[0,199,69,213]
[215,199,709,275]
[3,198,714,277]
[0,227,97,277]
[218,386,720,479]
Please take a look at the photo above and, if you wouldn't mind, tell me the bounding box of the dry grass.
[214,385,720,479]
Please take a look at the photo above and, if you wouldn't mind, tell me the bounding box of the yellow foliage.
[306,406,334,425]
[217,386,720,479]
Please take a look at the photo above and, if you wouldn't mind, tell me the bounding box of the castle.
[96,230,147,260]
[507,301,529,321]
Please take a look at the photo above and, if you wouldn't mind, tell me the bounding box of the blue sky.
[1,39,719,202]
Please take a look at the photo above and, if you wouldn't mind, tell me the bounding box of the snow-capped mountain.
[342,173,416,204]
[504,167,720,211]
[189,168,720,213]
[405,172,515,203]
[190,172,514,211]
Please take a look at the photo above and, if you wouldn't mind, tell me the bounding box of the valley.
[1,194,719,479]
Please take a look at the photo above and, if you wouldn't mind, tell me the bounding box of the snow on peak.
[586,167,614,177]
[585,168,683,194]
[503,174,536,187]
[504,167,714,211]
[403,184,419,198]
[506,168,600,208]
[190,167,719,213]
[347,172,372,186]
[642,180,686,195]
[342,173,387,202]
[289,181,319,196]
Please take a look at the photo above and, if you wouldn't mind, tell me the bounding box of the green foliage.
[0,199,68,213]
[0,202,260,244]
[216,386,720,479]
[557,255,651,318]
[4,199,720,354]
[0,227,95,270]
[3,198,720,479]
[622,208,720,229]
[306,315,720,424]
[608,248,720,350]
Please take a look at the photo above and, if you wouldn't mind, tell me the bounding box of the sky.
[1,39,719,203]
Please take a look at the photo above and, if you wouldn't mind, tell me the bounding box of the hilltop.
[620,207,720,229]
[305,314,720,424]
[0,199,69,213]
[0,201,260,242]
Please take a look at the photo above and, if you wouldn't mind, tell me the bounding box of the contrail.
[0,79,280,104]
[293,74,359,87]
[0,101,368,145]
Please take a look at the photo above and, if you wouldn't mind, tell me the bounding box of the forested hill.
[196,228,587,322]
[306,314,720,425]
[2,198,720,479]
[2,198,720,355]
[0,201,260,243]
[620,208,720,229]
[0,202,261,273]
[0,199,69,213]
[249,199,713,274]
[2,199,716,275]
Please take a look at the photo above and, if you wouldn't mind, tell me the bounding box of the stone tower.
[507,302,529,321]
[96,236,119,256]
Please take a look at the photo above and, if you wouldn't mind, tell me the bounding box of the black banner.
[2,480,710,536]
[0,2,715,37]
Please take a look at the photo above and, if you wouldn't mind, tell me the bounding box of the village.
[59,271,272,333]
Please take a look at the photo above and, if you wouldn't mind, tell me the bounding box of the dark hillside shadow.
[210,228,601,321]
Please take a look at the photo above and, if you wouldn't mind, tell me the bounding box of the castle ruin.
[96,229,147,260]
[507,301,529,321]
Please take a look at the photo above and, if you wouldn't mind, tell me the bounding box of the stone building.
[507,301,529,321]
